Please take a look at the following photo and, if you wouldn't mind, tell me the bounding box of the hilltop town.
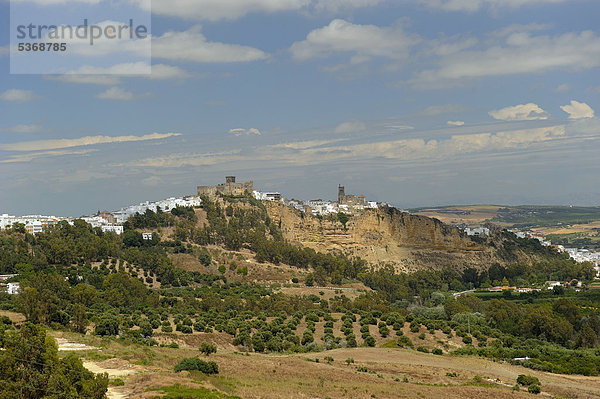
[1,176,599,276]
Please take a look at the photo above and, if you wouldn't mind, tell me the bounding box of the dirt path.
[55,338,97,351]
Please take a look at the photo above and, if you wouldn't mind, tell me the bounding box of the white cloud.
[0,124,43,133]
[0,89,39,103]
[133,0,309,21]
[47,63,191,85]
[489,103,549,121]
[490,23,551,38]
[2,133,181,152]
[561,100,595,119]
[95,87,136,101]
[285,125,567,165]
[1,149,95,164]
[554,83,571,92]
[124,150,243,168]
[314,0,385,12]
[48,75,122,85]
[153,26,269,63]
[417,0,567,12]
[447,120,465,126]
[290,19,418,62]
[228,128,262,136]
[414,30,600,87]
[334,120,367,133]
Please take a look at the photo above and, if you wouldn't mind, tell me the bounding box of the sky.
[0,0,599,216]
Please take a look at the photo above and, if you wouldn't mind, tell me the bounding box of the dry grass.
[48,328,600,399]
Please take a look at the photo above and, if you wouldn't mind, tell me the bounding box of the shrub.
[161,322,173,333]
[528,384,541,394]
[345,358,355,365]
[398,336,413,349]
[95,316,119,336]
[432,348,443,355]
[517,375,540,386]
[364,335,376,347]
[198,250,212,266]
[174,358,219,374]
[416,346,429,353]
[199,342,217,356]
[418,333,426,340]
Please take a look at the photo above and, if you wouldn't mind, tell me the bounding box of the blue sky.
[0,0,599,216]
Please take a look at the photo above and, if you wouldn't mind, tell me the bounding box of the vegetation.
[1,194,600,384]
[174,358,219,374]
[0,322,108,398]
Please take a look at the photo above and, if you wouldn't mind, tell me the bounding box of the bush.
[528,384,541,394]
[398,335,413,349]
[416,346,429,353]
[198,250,211,266]
[95,316,119,336]
[517,375,540,386]
[432,348,443,355]
[174,358,219,374]
[161,322,173,333]
[364,335,376,347]
[199,342,217,356]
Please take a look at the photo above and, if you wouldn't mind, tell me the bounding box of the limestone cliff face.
[265,202,516,273]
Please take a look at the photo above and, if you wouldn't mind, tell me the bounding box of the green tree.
[200,342,217,356]
[0,323,108,398]
[71,303,88,334]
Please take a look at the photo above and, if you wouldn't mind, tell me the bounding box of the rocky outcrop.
[265,202,530,273]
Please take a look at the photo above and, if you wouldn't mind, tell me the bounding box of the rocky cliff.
[265,202,539,273]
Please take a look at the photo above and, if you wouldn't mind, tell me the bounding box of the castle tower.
[338,185,345,204]
[226,176,236,183]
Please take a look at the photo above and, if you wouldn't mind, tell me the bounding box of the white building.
[101,225,124,235]
[7,282,20,295]
[464,227,490,236]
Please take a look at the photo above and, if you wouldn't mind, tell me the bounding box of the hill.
[266,201,561,273]
[1,194,599,398]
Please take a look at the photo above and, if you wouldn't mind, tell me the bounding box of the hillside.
[1,195,600,398]
[265,201,559,273]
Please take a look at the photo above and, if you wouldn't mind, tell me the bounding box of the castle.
[338,185,367,206]
[197,176,254,198]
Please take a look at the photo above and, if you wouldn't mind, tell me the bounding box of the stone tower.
[338,185,345,204]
